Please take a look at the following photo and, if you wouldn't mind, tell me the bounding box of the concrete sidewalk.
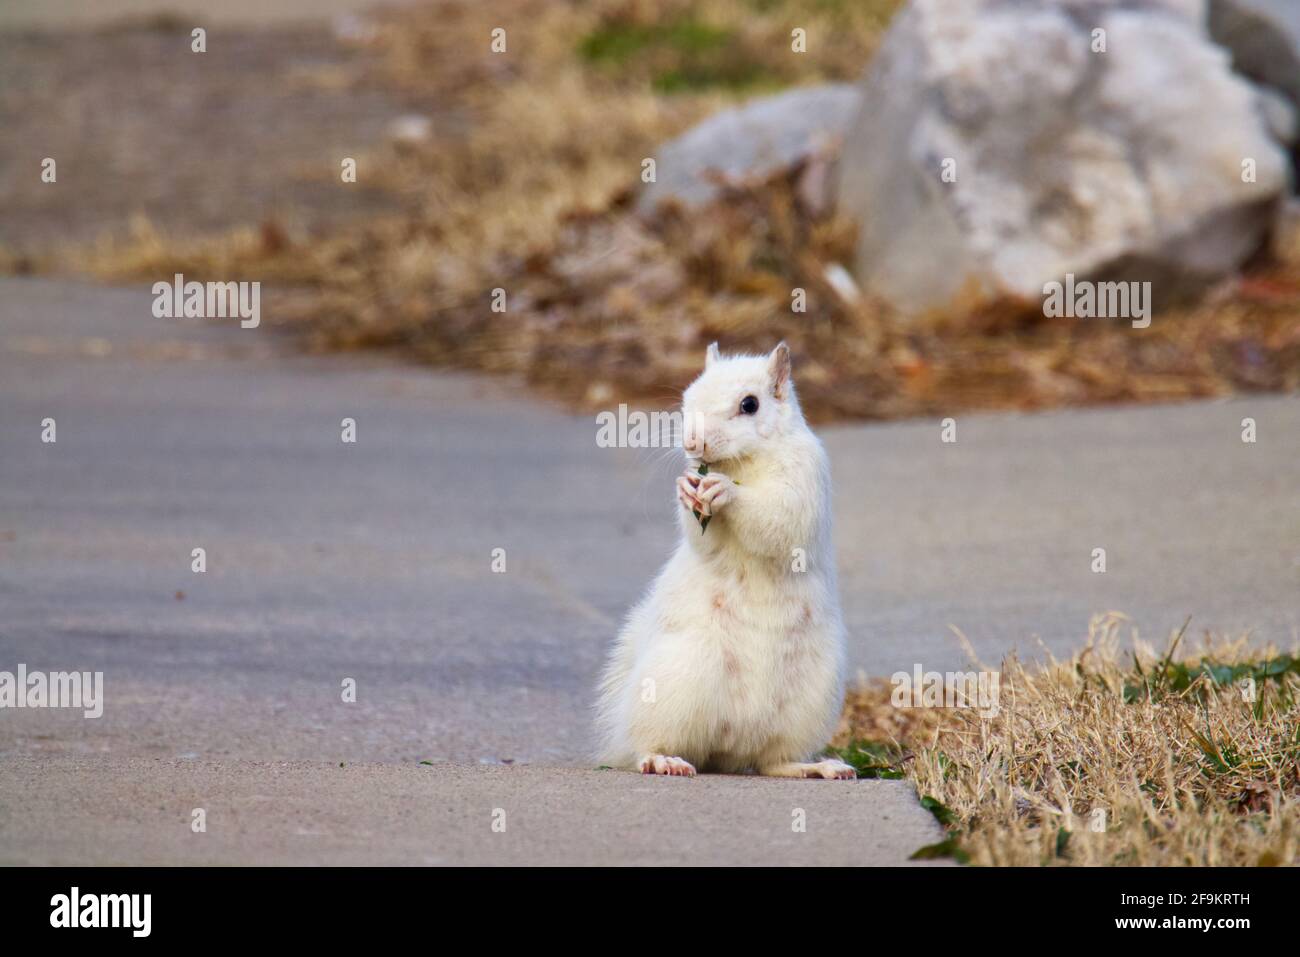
[0,277,1296,864]
[1,757,938,866]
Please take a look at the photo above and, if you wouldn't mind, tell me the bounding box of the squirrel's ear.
[705,342,721,369]
[767,342,792,399]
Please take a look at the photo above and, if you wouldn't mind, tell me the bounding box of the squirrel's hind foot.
[638,754,697,777]
[760,759,856,780]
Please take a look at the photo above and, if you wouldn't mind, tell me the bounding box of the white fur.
[595,343,851,778]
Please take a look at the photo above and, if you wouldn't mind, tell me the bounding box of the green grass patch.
[578,20,733,64]
[826,739,907,779]
[578,18,784,93]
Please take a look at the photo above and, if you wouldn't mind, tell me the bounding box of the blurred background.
[3,0,1296,421]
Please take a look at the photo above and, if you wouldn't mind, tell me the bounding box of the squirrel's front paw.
[694,471,736,516]
[677,475,705,515]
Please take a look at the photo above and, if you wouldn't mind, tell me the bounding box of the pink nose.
[683,437,703,456]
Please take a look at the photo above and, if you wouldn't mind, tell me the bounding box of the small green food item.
[692,462,710,533]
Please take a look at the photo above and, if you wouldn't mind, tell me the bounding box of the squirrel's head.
[681,342,800,465]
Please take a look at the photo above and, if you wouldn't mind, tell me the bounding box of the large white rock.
[638,84,861,213]
[835,0,1290,313]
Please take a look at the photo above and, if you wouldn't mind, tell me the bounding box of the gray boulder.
[638,84,860,213]
[1210,0,1300,114]
[835,0,1290,314]
[1254,85,1298,147]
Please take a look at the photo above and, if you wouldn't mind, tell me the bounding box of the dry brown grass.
[834,614,1300,866]
[39,0,1300,421]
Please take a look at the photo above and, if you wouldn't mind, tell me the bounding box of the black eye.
[739,395,759,415]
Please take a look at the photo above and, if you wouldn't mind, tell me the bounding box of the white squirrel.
[596,342,854,779]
